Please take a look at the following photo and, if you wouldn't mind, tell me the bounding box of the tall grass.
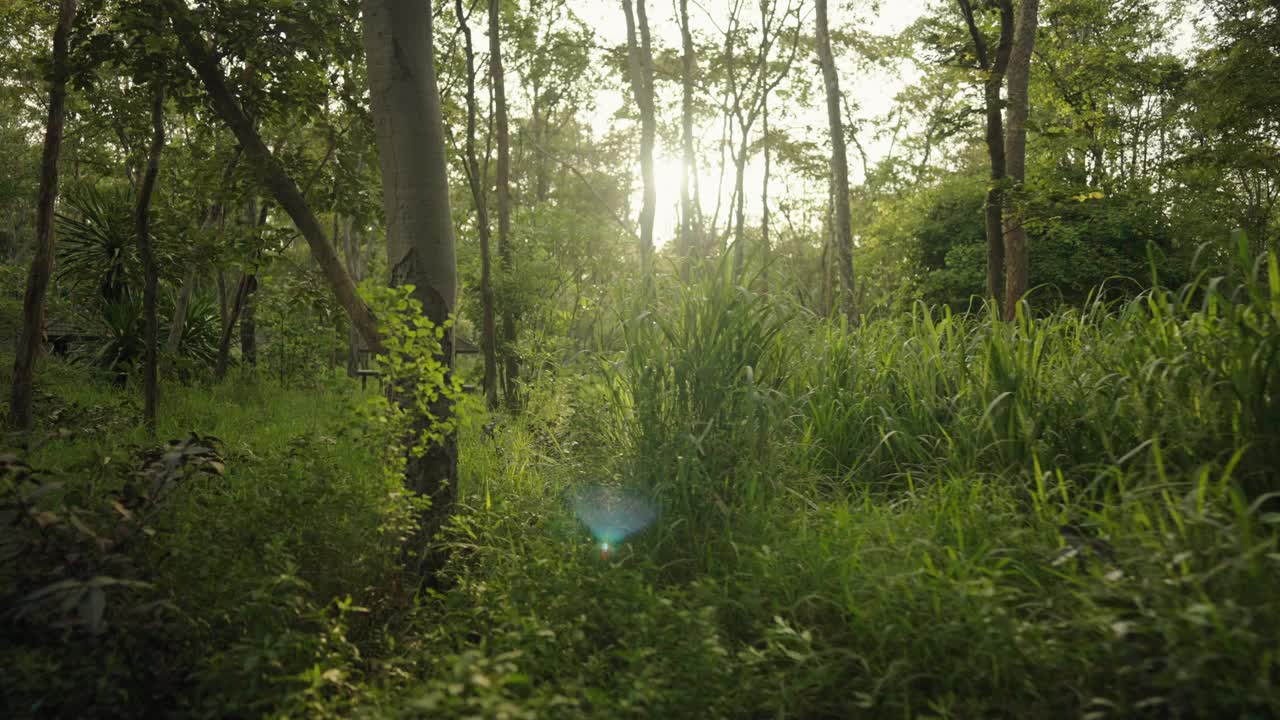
[495,249,1280,716]
[603,260,793,567]
[5,250,1278,717]
[794,251,1280,503]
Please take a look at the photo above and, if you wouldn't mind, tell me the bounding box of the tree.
[362,0,459,574]
[456,0,500,410]
[490,0,520,408]
[1183,0,1280,255]
[719,0,801,280]
[167,147,240,355]
[621,0,657,279]
[678,0,702,272]
[956,0,1013,306]
[163,0,380,355]
[9,0,78,431]
[814,0,855,323]
[135,80,165,432]
[1003,0,1039,318]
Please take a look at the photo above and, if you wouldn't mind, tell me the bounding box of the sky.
[560,0,932,245]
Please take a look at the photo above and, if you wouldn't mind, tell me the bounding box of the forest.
[1,0,1278,716]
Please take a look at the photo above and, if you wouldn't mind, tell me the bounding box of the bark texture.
[815,0,856,323]
[9,0,78,431]
[1003,0,1040,319]
[489,0,520,408]
[958,0,1014,307]
[136,82,166,432]
[363,0,459,576]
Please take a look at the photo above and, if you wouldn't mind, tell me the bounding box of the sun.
[631,146,726,249]
[653,152,704,247]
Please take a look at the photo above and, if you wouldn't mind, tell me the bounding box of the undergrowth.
[3,251,1279,718]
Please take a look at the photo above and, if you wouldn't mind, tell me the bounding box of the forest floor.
[4,266,1280,718]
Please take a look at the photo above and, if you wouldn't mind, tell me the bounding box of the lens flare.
[571,485,656,555]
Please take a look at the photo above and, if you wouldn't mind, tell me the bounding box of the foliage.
[55,183,182,306]
[3,252,1280,716]
[906,170,1187,309]
[2,0,1280,715]
[604,261,791,567]
[361,284,464,478]
[0,363,415,718]
[0,431,224,714]
[256,264,347,385]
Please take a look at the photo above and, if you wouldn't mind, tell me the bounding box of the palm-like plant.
[57,183,137,304]
[167,291,220,366]
[55,182,214,375]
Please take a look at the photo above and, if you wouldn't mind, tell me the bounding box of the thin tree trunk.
[678,0,699,275]
[531,82,550,203]
[489,0,520,409]
[815,0,856,323]
[732,133,748,278]
[1003,0,1039,319]
[214,274,252,380]
[216,270,229,335]
[622,0,657,279]
[958,0,1013,307]
[165,0,380,353]
[167,269,196,355]
[136,81,165,433]
[761,92,770,293]
[710,109,732,252]
[363,0,459,577]
[168,155,237,356]
[240,196,259,366]
[9,0,77,431]
[456,0,500,410]
[240,290,256,365]
[821,177,835,317]
[341,217,363,376]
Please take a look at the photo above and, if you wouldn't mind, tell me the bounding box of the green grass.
[3,252,1279,718]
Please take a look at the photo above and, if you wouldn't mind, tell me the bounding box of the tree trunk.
[761,92,771,293]
[1003,0,1039,319]
[136,81,165,433]
[958,0,1013,307]
[216,270,229,336]
[678,0,699,274]
[363,0,459,577]
[168,168,235,356]
[341,217,363,376]
[165,0,380,353]
[240,293,257,365]
[622,0,657,279]
[167,270,196,355]
[456,0,500,410]
[9,0,77,431]
[815,0,856,323]
[240,197,259,366]
[214,273,252,380]
[732,133,748,278]
[489,0,520,409]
